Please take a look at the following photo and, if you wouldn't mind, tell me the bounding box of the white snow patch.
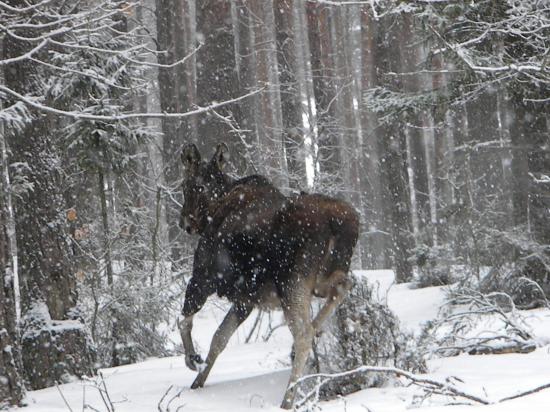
[20,270,550,412]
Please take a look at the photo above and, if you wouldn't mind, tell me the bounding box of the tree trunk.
[196,0,241,156]
[3,20,95,390]
[232,0,260,173]
[359,7,388,268]
[431,53,453,245]
[399,13,431,244]
[509,96,550,290]
[155,0,185,267]
[377,14,414,282]
[0,237,25,406]
[0,91,25,406]
[306,2,341,192]
[249,0,288,189]
[331,5,363,265]
[275,0,307,191]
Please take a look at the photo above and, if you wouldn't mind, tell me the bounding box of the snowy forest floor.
[18,271,550,412]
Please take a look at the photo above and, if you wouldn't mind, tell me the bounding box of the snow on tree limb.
[0,85,265,121]
[295,364,550,408]
[294,365,491,407]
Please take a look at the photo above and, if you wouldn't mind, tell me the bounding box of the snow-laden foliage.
[73,177,186,366]
[306,274,426,400]
[420,277,540,359]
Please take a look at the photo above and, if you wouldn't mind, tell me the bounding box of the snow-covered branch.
[296,365,550,408]
[295,365,491,407]
[0,85,264,121]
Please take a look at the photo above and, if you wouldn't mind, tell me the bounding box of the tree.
[0,102,24,406]
[359,6,389,269]
[275,0,308,191]
[248,0,289,188]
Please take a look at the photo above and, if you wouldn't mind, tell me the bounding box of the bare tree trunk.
[249,0,288,189]
[195,0,242,159]
[0,98,19,324]
[275,0,307,191]
[0,77,24,404]
[377,14,414,282]
[98,171,114,288]
[509,96,550,287]
[509,98,530,228]
[0,219,24,407]
[431,53,453,246]
[306,2,341,192]
[232,0,260,173]
[399,13,431,245]
[175,0,198,146]
[155,0,184,267]
[331,6,363,265]
[359,7,388,268]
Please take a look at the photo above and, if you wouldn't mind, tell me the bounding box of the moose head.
[179,143,230,235]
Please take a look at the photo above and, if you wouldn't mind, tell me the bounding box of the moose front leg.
[190,303,253,389]
[178,315,204,371]
[179,276,211,371]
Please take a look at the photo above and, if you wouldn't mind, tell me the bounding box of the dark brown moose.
[177,143,359,409]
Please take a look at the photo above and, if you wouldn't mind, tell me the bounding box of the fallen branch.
[294,365,490,408]
[295,365,550,408]
[499,382,550,403]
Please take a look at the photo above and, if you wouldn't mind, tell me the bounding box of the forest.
[1,0,549,410]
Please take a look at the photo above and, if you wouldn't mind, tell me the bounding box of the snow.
[19,270,550,412]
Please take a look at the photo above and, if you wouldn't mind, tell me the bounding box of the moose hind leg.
[280,281,314,409]
[312,270,352,334]
[190,303,253,389]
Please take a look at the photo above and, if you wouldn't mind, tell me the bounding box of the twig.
[55,382,74,412]
[245,311,263,343]
[499,382,550,403]
[166,387,186,411]
[99,372,115,412]
[158,385,174,412]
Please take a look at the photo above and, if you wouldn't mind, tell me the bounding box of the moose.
[177,143,359,409]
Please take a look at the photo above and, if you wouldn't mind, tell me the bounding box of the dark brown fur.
[177,144,359,408]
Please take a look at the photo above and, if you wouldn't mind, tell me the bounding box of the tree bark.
[232,0,260,173]
[399,13,431,244]
[0,96,24,407]
[275,0,307,191]
[3,14,95,390]
[306,2,341,192]
[377,14,414,282]
[196,0,240,155]
[249,0,288,189]
[359,7,388,268]
[431,53,453,245]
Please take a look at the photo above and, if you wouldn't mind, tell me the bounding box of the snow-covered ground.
[18,270,550,412]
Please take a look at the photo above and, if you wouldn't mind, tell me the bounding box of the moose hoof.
[185,354,204,371]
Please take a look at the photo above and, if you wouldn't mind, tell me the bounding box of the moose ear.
[181,144,201,173]
[211,143,229,171]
